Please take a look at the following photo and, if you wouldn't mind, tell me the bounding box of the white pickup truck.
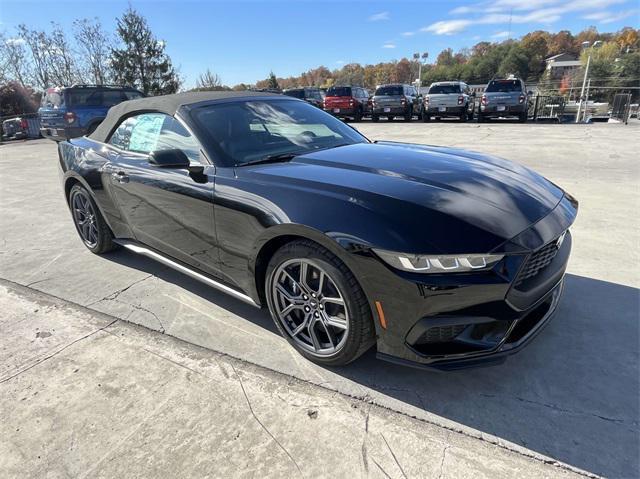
[422,81,475,122]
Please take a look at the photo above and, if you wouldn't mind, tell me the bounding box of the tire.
[353,108,363,122]
[387,116,394,121]
[404,107,412,122]
[518,112,527,123]
[265,240,375,366]
[477,112,485,123]
[422,113,431,122]
[372,114,380,122]
[69,184,118,254]
[467,107,474,121]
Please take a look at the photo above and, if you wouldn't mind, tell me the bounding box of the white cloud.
[401,31,415,36]
[491,31,511,38]
[368,11,390,22]
[5,37,25,46]
[382,42,396,49]
[423,0,627,35]
[582,8,639,23]
[422,20,472,35]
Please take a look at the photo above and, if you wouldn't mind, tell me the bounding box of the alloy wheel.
[270,259,349,356]
[71,190,99,248]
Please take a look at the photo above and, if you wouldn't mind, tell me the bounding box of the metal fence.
[530,96,567,123]
[610,93,632,124]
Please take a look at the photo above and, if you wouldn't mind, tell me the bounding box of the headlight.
[372,249,503,273]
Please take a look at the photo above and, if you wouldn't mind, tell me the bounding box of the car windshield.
[429,84,461,94]
[41,89,63,108]
[192,99,368,166]
[326,87,351,97]
[485,80,522,93]
[375,86,403,96]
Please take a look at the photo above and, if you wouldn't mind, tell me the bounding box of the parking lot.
[1,121,638,478]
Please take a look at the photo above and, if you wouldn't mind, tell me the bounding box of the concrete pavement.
[0,280,584,478]
[1,122,638,477]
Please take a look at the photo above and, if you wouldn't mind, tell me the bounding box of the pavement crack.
[381,433,408,479]
[0,318,118,384]
[438,444,450,479]
[371,456,392,479]
[85,274,154,308]
[480,393,634,425]
[229,363,303,478]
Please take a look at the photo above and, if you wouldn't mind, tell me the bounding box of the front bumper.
[347,194,577,370]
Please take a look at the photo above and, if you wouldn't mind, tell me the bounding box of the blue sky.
[1,0,638,87]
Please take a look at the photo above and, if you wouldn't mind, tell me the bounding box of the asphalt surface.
[1,121,638,478]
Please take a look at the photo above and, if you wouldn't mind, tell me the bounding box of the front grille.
[516,240,560,285]
[420,324,467,344]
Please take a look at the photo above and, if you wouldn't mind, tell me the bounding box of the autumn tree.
[110,7,180,95]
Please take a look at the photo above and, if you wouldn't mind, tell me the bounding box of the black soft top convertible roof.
[89,91,281,143]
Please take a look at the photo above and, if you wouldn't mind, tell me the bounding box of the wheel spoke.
[307,319,322,351]
[323,313,348,330]
[319,317,337,348]
[317,271,325,295]
[291,313,311,337]
[299,261,309,290]
[321,296,344,306]
[280,302,303,317]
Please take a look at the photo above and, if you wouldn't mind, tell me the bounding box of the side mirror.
[149,149,190,169]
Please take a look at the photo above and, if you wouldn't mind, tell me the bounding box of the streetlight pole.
[575,54,591,123]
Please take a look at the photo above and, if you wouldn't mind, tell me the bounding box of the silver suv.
[422,81,475,122]
[478,77,529,122]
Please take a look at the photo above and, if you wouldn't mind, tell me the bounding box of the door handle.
[112,171,129,183]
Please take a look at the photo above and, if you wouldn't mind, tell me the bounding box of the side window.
[102,90,127,107]
[109,113,201,163]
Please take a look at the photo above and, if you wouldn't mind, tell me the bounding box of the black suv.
[371,84,421,121]
[282,87,324,108]
[39,84,145,140]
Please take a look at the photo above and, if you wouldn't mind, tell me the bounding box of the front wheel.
[265,241,375,366]
[69,184,118,254]
[518,112,527,123]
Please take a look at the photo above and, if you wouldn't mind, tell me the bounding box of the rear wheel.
[477,111,486,123]
[387,116,394,121]
[422,112,431,122]
[518,112,527,123]
[353,107,363,122]
[69,184,117,254]
[265,240,374,366]
[371,114,380,122]
[404,107,413,122]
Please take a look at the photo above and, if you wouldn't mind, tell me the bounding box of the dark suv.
[39,84,145,140]
[283,87,324,108]
[371,84,421,122]
[323,86,370,121]
[478,77,529,122]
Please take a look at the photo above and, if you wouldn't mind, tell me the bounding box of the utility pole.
[576,40,600,123]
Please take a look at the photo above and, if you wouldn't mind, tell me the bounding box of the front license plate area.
[384,107,391,112]
[497,105,506,112]
[439,107,447,112]
[333,108,340,113]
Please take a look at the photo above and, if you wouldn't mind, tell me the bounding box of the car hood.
[241,142,564,253]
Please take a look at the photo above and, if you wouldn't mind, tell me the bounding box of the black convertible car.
[58,91,577,370]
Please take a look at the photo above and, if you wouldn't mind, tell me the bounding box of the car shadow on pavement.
[104,250,639,478]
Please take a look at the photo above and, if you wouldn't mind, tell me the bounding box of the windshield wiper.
[238,152,301,167]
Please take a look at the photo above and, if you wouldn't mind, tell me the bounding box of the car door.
[106,112,220,276]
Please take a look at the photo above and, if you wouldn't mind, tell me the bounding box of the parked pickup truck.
[422,81,475,122]
[478,77,529,122]
[39,84,145,141]
[371,84,421,122]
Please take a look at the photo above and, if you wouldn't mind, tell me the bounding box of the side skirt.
[114,239,260,308]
